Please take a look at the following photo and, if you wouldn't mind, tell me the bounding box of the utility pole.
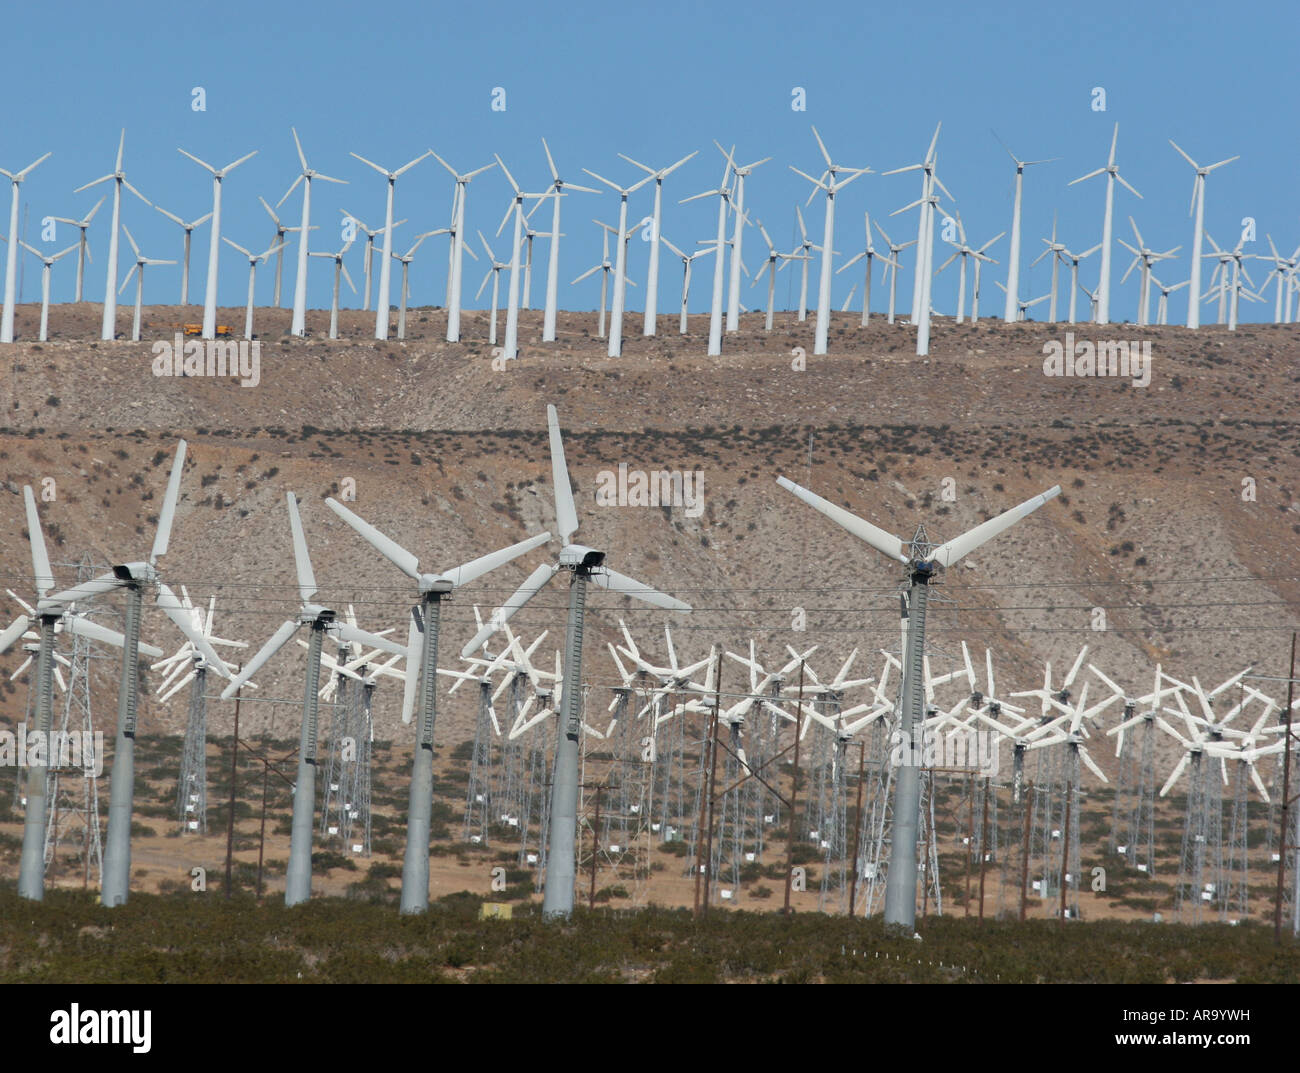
[848,741,866,917]
[1019,781,1034,923]
[223,674,242,898]
[1275,633,1296,944]
[978,777,990,923]
[783,661,806,916]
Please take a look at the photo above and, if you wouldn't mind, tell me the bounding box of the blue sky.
[2,0,1293,323]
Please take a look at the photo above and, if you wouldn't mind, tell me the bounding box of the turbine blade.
[930,486,1061,568]
[775,476,909,563]
[460,563,558,658]
[590,568,691,612]
[547,404,580,544]
[150,439,188,563]
[325,498,421,580]
[439,532,552,589]
[23,486,54,598]
[220,620,299,699]
[285,492,317,603]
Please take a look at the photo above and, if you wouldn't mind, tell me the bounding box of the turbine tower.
[430,152,495,343]
[995,139,1056,323]
[536,139,597,343]
[179,146,258,339]
[463,405,691,918]
[716,145,769,333]
[152,205,213,306]
[583,165,652,358]
[49,196,104,303]
[680,152,735,357]
[1068,123,1141,326]
[325,499,549,913]
[776,477,1060,931]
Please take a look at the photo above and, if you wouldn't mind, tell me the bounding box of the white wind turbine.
[463,405,690,918]
[391,229,444,341]
[994,281,1050,322]
[1059,242,1102,324]
[279,128,347,337]
[258,196,296,308]
[1068,123,1142,325]
[430,151,495,343]
[793,127,869,356]
[478,231,509,345]
[324,499,549,914]
[753,222,805,331]
[153,205,213,306]
[4,486,167,902]
[890,176,949,355]
[571,223,636,339]
[1118,216,1179,326]
[309,238,355,339]
[39,442,233,905]
[659,236,715,334]
[1169,140,1237,330]
[936,212,1002,325]
[118,226,175,342]
[680,151,736,357]
[872,219,916,325]
[18,241,78,342]
[1147,273,1190,326]
[995,138,1057,323]
[535,139,597,343]
[776,475,1061,930]
[339,210,403,313]
[837,212,899,327]
[218,493,409,906]
[76,131,152,340]
[494,156,549,360]
[582,164,652,358]
[618,149,696,337]
[712,144,769,333]
[1202,232,1257,331]
[1255,235,1299,324]
[49,196,104,302]
[349,149,430,340]
[222,237,286,340]
[1030,215,1068,323]
[884,124,947,325]
[1,151,51,343]
[179,146,258,339]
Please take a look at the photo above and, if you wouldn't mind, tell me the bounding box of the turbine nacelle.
[560,544,606,571]
[112,561,156,583]
[300,604,336,625]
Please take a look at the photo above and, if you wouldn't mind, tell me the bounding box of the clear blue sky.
[3,0,1294,323]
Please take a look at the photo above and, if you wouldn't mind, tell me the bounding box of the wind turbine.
[837,212,898,327]
[492,156,548,361]
[1,152,51,343]
[754,222,806,331]
[222,237,286,340]
[1059,242,1102,324]
[776,475,1060,930]
[279,128,347,337]
[49,196,104,302]
[479,231,509,345]
[582,165,652,358]
[1169,140,1237,329]
[1255,235,1300,323]
[994,138,1057,323]
[349,149,430,340]
[1147,273,1190,326]
[118,226,175,342]
[680,150,737,357]
[884,124,946,324]
[463,405,690,918]
[76,131,151,340]
[712,144,769,333]
[534,139,598,343]
[153,205,213,306]
[391,229,444,341]
[41,441,233,906]
[258,196,294,307]
[936,212,1000,325]
[309,238,355,339]
[18,241,78,342]
[1030,215,1068,323]
[1203,232,1256,331]
[1068,123,1141,325]
[571,223,636,340]
[337,211,399,313]
[793,127,869,355]
[7,486,164,901]
[218,493,408,906]
[872,219,916,325]
[1118,218,1180,326]
[890,178,949,355]
[179,146,257,339]
[618,150,696,336]
[660,236,715,335]
[430,151,495,343]
[324,500,549,913]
